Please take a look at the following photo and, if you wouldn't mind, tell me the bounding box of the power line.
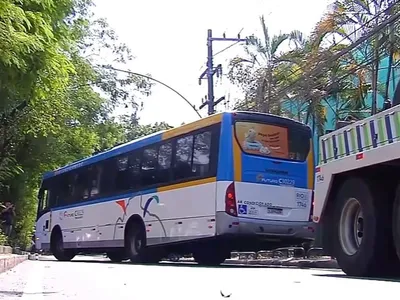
[274,1,400,99]
[239,48,384,115]
[214,41,241,57]
[102,65,202,119]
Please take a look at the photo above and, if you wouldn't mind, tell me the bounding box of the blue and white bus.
[35,111,315,265]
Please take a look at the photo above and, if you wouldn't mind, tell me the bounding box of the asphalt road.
[0,256,399,300]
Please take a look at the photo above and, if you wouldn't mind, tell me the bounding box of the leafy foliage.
[229,0,400,135]
[0,230,6,246]
[0,0,168,248]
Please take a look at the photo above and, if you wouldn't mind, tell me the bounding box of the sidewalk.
[0,246,28,274]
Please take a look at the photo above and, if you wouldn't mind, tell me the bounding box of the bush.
[0,229,7,246]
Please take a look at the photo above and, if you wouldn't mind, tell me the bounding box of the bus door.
[36,187,52,248]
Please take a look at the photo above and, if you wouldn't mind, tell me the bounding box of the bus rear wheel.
[193,247,228,266]
[332,177,397,277]
[51,229,75,262]
[107,250,127,262]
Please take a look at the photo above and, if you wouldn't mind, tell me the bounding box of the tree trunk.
[265,68,273,114]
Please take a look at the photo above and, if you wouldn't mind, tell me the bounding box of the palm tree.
[318,0,399,115]
[228,15,304,114]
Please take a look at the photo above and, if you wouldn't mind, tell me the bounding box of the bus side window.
[141,147,158,186]
[192,131,211,177]
[74,168,90,201]
[157,142,172,184]
[58,174,74,205]
[115,156,130,192]
[127,151,141,189]
[43,190,49,210]
[38,188,50,211]
[174,135,194,180]
[101,159,117,196]
[87,165,102,198]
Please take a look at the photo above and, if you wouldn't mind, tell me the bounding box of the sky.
[93,0,333,126]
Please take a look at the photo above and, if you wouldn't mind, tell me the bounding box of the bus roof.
[42,111,310,180]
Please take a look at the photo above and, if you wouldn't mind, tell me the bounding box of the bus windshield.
[234,120,310,161]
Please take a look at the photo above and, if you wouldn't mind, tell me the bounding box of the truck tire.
[332,177,397,277]
[392,184,400,261]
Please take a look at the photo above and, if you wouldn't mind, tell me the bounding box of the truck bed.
[314,104,400,222]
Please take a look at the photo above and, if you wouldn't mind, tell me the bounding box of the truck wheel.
[392,184,400,261]
[51,230,75,262]
[332,177,397,277]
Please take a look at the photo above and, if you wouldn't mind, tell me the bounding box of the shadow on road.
[0,290,59,296]
[52,258,299,270]
[313,273,400,283]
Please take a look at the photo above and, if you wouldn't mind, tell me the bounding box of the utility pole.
[198,29,247,115]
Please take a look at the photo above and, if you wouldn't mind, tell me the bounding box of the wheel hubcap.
[339,197,364,256]
[130,232,143,254]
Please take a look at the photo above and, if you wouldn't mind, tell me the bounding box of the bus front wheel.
[125,223,147,263]
[50,229,75,262]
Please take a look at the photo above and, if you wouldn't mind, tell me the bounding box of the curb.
[0,246,12,255]
[225,258,339,269]
[0,255,28,274]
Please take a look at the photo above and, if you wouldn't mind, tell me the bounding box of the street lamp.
[102,65,202,119]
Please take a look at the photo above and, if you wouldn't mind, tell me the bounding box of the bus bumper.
[215,212,315,241]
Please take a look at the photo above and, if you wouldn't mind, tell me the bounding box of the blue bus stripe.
[216,113,233,181]
[51,188,157,212]
[385,114,393,143]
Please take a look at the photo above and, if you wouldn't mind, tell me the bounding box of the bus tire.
[107,250,127,263]
[50,228,75,262]
[332,177,397,277]
[125,222,146,263]
[193,248,227,266]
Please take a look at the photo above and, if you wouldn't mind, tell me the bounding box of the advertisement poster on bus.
[235,122,289,159]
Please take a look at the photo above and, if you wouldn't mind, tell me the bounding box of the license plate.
[267,208,283,215]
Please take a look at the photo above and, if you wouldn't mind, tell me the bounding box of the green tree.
[0,0,154,247]
[315,0,400,116]
[228,15,304,114]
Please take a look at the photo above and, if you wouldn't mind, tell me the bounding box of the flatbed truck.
[313,103,400,277]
